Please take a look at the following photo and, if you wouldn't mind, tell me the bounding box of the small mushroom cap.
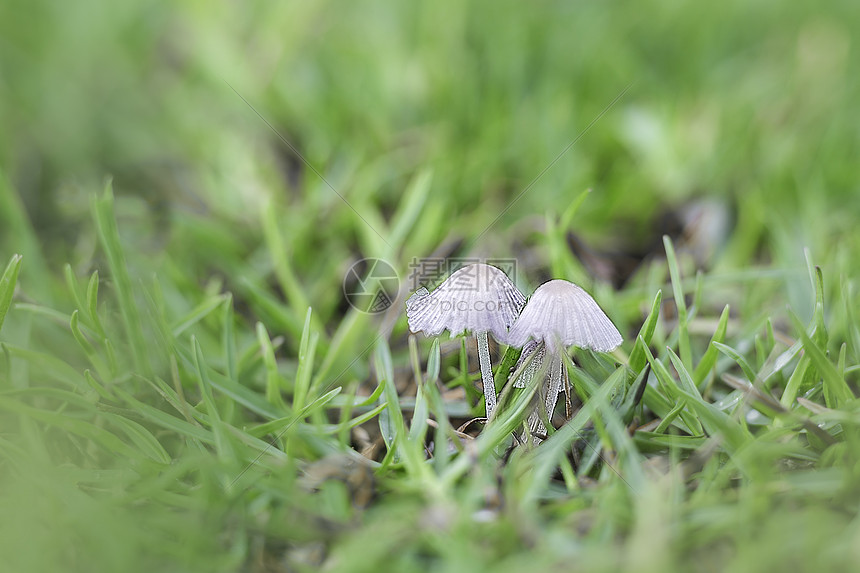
[504,279,622,352]
[406,263,525,340]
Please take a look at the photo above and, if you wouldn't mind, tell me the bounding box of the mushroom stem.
[475,330,497,419]
[545,354,564,424]
[528,353,563,444]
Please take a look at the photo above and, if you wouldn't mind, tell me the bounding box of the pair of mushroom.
[406,263,622,435]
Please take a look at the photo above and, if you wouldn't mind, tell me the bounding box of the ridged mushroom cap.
[406,263,525,340]
[504,279,622,352]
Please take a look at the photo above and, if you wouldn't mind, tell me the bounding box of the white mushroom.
[505,280,622,352]
[406,263,525,419]
[504,279,622,443]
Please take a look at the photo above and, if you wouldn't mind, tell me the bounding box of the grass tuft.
[2,1,860,571]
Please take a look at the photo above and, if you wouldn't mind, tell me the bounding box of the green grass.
[2,0,860,571]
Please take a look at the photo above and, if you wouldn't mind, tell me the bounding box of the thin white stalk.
[514,342,544,388]
[526,409,544,444]
[545,354,563,422]
[528,353,563,445]
[563,359,573,419]
[476,331,496,420]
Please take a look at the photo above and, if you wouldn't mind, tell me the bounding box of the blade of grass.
[628,290,663,372]
[375,339,439,492]
[63,264,87,325]
[256,322,289,411]
[421,339,457,471]
[494,344,523,394]
[548,189,591,282]
[561,354,646,488]
[675,388,751,452]
[408,336,429,444]
[70,310,110,381]
[0,173,51,299]
[841,280,860,360]
[666,347,703,400]
[664,236,692,371]
[0,395,144,460]
[653,400,689,434]
[92,181,149,375]
[0,254,22,334]
[293,308,318,412]
[85,271,106,339]
[247,386,342,438]
[84,370,114,402]
[261,201,323,334]
[524,368,625,504]
[443,350,547,486]
[171,293,230,337]
[222,294,237,382]
[789,311,853,407]
[237,276,304,339]
[332,403,389,435]
[781,353,813,409]
[713,342,757,384]
[191,337,234,462]
[639,339,703,435]
[2,344,88,391]
[693,304,730,390]
[375,338,397,452]
[386,169,433,252]
[721,373,836,446]
[102,413,172,464]
[112,385,211,444]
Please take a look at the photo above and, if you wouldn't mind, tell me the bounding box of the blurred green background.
[2,0,860,571]
[3,0,857,294]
